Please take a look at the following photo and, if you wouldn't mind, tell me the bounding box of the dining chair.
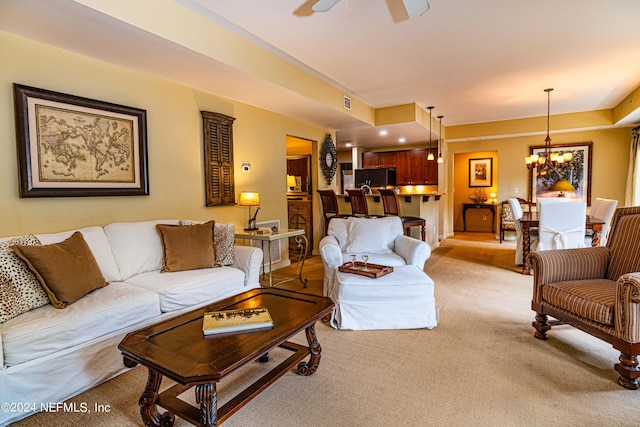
[345,188,376,218]
[508,197,535,265]
[317,189,350,235]
[588,197,618,246]
[500,198,532,243]
[537,199,586,250]
[378,189,426,241]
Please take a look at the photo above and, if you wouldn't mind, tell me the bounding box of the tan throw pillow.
[0,235,50,323]
[11,232,108,309]
[178,220,234,266]
[156,221,215,272]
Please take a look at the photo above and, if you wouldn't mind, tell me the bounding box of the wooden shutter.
[202,111,235,206]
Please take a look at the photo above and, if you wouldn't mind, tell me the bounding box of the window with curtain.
[626,126,640,206]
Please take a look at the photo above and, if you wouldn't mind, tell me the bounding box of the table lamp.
[239,191,260,231]
[287,175,296,192]
[490,192,497,204]
[549,178,575,197]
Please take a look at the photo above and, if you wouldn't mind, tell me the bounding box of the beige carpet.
[12,234,640,426]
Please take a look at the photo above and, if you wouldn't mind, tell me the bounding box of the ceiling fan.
[312,0,430,18]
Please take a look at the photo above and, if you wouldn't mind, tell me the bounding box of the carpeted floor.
[11,233,640,426]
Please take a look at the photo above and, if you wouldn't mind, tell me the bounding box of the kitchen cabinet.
[362,148,438,186]
[395,148,438,185]
[362,152,396,168]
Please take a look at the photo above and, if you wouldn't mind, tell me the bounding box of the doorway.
[286,136,314,257]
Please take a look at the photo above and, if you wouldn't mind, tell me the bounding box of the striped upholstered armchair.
[528,206,640,389]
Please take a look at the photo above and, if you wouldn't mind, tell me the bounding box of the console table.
[462,203,497,233]
[235,228,308,288]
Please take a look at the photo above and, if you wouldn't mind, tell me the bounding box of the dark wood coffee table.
[118,288,334,427]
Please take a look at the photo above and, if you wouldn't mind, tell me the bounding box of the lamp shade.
[287,175,296,187]
[549,178,575,193]
[239,191,260,206]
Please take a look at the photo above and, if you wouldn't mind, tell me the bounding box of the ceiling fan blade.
[402,0,430,18]
[312,0,341,12]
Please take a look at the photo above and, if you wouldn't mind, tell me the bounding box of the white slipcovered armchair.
[319,216,431,296]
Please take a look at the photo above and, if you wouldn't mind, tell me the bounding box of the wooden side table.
[462,203,497,233]
[235,228,308,288]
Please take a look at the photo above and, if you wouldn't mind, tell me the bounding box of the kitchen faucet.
[360,181,372,194]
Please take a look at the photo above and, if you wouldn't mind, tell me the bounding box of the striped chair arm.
[529,247,610,303]
[615,272,640,342]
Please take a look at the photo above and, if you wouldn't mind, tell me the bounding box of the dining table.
[520,212,605,275]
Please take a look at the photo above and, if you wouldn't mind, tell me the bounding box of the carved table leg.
[298,323,322,376]
[615,352,640,390]
[591,229,601,247]
[123,355,138,368]
[139,369,175,427]
[195,383,217,427]
[532,313,551,340]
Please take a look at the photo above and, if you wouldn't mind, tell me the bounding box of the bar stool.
[378,189,426,241]
[345,188,375,218]
[317,189,350,234]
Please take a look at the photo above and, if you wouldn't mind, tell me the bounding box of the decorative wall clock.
[320,133,337,185]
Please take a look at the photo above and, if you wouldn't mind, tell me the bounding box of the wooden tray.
[338,261,393,278]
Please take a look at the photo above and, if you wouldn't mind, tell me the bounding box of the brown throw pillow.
[11,232,108,309]
[156,221,216,272]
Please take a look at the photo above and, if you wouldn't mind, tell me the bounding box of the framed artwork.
[528,142,592,205]
[469,157,492,187]
[13,84,149,197]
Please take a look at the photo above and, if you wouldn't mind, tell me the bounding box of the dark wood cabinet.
[363,148,438,186]
[362,152,396,168]
[425,157,438,184]
[394,148,438,185]
[395,150,412,185]
[287,200,313,254]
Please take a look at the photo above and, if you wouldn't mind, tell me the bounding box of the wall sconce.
[238,191,260,231]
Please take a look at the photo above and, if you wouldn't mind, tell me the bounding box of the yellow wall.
[445,126,631,236]
[0,31,329,250]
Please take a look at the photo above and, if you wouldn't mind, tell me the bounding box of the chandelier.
[437,115,444,163]
[524,88,573,176]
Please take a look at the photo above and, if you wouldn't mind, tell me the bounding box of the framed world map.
[13,84,149,197]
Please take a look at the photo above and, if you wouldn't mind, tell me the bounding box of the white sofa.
[0,219,262,426]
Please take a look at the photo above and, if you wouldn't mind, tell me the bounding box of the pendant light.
[437,115,444,164]
[524,88,571,174]
[427,106,435,161]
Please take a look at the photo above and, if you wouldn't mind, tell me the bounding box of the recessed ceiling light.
[398,137,406,143]
[379,130,388,136]
[345,142,352,147]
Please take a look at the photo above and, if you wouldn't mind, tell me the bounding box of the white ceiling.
[2,0,640,149]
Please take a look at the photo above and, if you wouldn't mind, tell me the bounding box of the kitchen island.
[337,192,441,249]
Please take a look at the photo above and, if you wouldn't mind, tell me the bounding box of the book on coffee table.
[203,307,273,335]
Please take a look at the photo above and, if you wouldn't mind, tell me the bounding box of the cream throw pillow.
[345,217,394,254]
[0,235,50,323]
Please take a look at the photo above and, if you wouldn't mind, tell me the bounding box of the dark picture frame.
[528,142,592,205]
[13,84,149,197]
[469,157,492,187]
